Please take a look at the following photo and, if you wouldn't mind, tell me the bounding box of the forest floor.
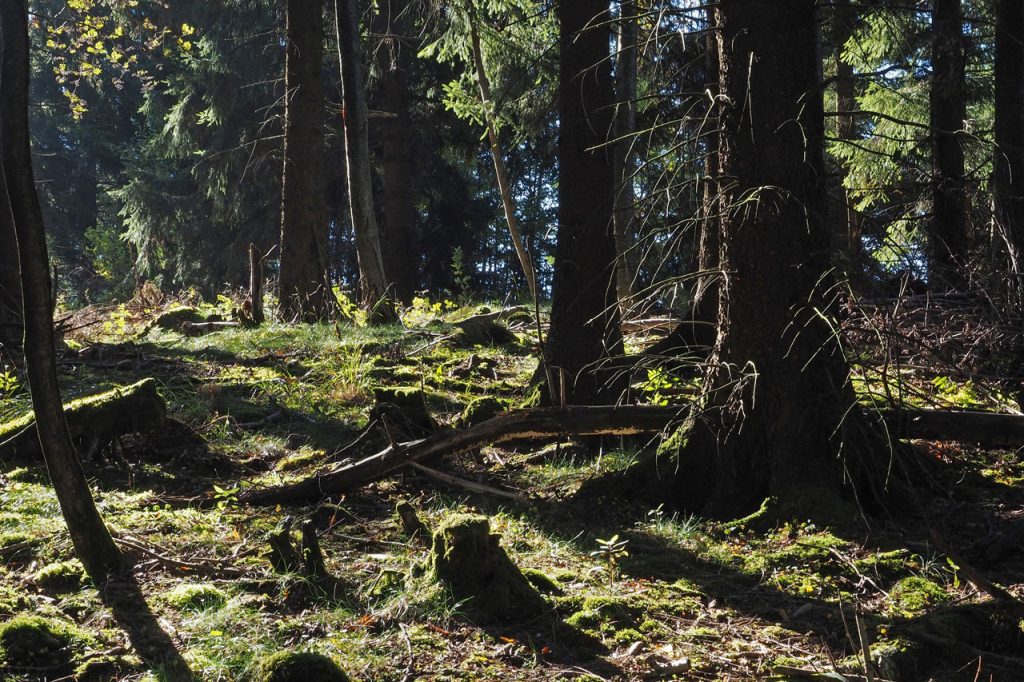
[2,297,1024,681]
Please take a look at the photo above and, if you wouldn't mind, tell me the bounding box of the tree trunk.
[833,0,863,262]
[0,0,126,581]
[993,0,1024,289]
[0,13,20,354]
[929,0,969,290]
[278,0,336,322]
[372,1,418,305]
[693,5,720,352]
[336,0,399,322]
[672,0,868,519]
[612,0,639,311]
[545,0,625,405]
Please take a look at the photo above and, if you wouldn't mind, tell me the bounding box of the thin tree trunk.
[468,14,539,304]
[833,0,862,261]
[336,0,399,322]
[612,0,639,312]
[545,0,625,405]
[0,0,125,582]
[372,1,418,305]
[930,0,969,290]
[248,243,264,325]
[993,0,1024,287]
[278,0,335,322]
[693,5,720,351]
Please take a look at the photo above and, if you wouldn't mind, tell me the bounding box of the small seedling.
[591,534,629,584]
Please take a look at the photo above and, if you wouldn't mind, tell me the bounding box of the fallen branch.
[239,405,684,506]
[236,405,1024,507]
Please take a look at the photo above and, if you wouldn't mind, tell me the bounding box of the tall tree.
[545,0,624,405]
[279,0,335,321]
[336,0,398,321]
[669,0,869,518]
[993,0,1024,285]
[929,0,969,289]
[0,177,18,352]
[612,0,639,310]
[1,0,125,582]
[371,0,418,305]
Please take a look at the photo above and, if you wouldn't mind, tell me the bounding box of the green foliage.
[590,534,629,585]
[164,583,229,612]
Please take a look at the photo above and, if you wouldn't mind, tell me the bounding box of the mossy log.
[0,378,166,458]
[425,513,547,622]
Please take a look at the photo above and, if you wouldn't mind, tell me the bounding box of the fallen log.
[877,408,1024,447]
[0,378,166,458]
[237,405,1024,506]
[239,405,685,506]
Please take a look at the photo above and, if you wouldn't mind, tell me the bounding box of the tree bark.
[612,0,640,311]
[0,0,126,581]
[929,0,969,290]
[372,1,418,305]
[248,243,265,325]
[672,0,869,519]
[336,0,399,322]
[545,0,625,405]
[278,0,336,322]
[993,0,1024,290]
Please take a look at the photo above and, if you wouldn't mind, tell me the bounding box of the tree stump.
[425,513,546,622]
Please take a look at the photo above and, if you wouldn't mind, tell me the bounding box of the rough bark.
[929,0,969,290]
[371,1,417,304]
[545,0,625,405]
[993,0,1024,288]
[612,0,640,310]
[336,0,399,322]
[0,0,126,580]
[278,0,336,322]
[672,0,868,519]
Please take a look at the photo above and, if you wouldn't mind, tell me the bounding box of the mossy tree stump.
[426,514,546,622]
[253,651,349,682]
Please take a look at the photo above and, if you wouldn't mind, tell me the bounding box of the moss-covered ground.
[1,299,1024,680]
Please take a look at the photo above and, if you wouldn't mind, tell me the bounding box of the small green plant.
[102,303,132,337]
[0,366,19,398]
[641,367,681,406]
[212,484,239,510]
[450,247,472,300]
[591,534,629,584]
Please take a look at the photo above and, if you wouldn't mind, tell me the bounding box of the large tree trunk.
[671,0,868,519]
[545,0,625,405]
[278,0,336,322]
[0,0,125,581]
[336,0,399,322]
[929,0,969,290]
[371,1,418,305]
[993,0,1024,289]
[0,11,20,354]
[612,0,639,311]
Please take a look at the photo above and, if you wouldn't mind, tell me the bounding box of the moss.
[0,615,82,671]
[0,531,32,549]
[423,513,547,622]
[522,568,563,595]
[457,396,505,428]
[151,306,207,331]
[853,549,911,580]
[164,583,228,612]
[32,559,87,593]
[888,576,950,615]
[275,449,323,472]
[611,628,644,645]
[75,655,133,681]
[369,386,435,435]
[252,651,350,682]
